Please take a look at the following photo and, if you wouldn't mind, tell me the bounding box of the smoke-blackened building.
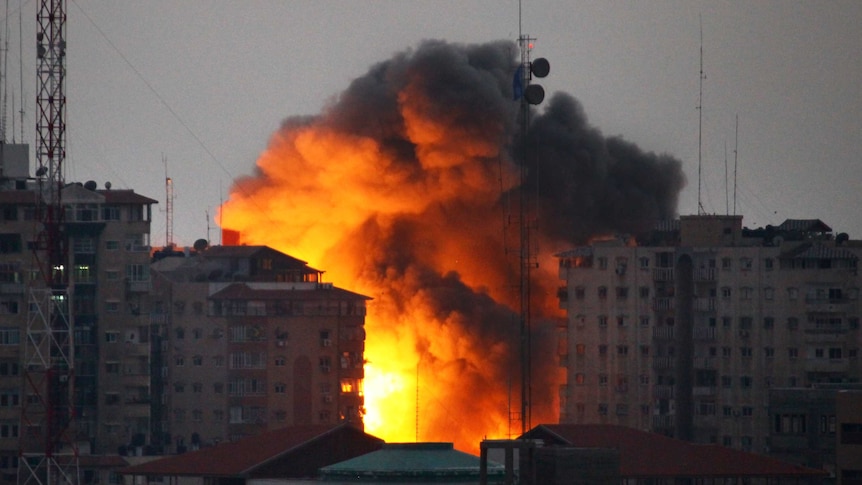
[556,215,861,457]
[150,245,369,452]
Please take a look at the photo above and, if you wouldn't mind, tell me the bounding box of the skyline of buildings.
[556,214,862,481]
[1,143,860,482]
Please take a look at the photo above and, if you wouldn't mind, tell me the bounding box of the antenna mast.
[733,114,738,215]
[21,1,79,484]
[697,16,705,215]
[512,5,550,435]
[164,156,174,247]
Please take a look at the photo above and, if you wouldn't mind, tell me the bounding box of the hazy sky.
[6,0,862,247]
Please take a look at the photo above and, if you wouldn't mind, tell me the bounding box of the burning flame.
[219,40,685,452]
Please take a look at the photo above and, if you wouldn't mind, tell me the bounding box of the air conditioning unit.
[276,340,285,347]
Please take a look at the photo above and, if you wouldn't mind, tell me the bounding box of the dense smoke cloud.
[221,39,685,449]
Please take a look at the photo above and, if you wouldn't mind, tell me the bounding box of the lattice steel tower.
[19,1,79,484]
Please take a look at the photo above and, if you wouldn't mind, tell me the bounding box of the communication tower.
[19,0,79,484]
[513,28,549,436]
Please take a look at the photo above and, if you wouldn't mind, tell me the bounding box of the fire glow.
[219,40,685,452]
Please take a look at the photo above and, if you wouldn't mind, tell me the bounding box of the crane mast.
[20,0,79,484]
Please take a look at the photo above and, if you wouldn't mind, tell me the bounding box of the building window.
[788,347,798,359]
[740,258,753,270]
[721,287,731,299]
[174,383,185,393]
[721,376,732,388]
[740,287,753,300]
[193,383,203,393]
[274,357,286,366]
[740,376,753,388]
[598,403,608,415]
[740,347,753,358]
[616,315,627,327]
[575,373,585,385]
[598,374,608,386]
[639,286,650,299]
[175,356,184,367]
[615,287,628,300]
[639,257,650,269]
[598,315,607,328]
[598,286,608,299]
[639,315,650,327]
[764,347,775,358]
[575,344,585,355]
[105,331,119,343]
[763,317,774,329]
[787,287,799,300]
[213,383,224,394]
[739,317,752,329]
[764,287,774,300]
[764,258,774,270]
[0,300,18,315]
[105,362,119,374]
[274,383,286,394]
[192,355,203,366]
[742,406,753,417]
[320,356,331,373]
[598,257,608,270]
[617,345,629,356]
[574,286,585,299]
[105,301,120,313]
[598,345,608,357]
[721,257,731,269]
[0,390,20,407]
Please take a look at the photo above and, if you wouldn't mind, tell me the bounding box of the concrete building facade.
[150,246,370,452]
[0,159,157,480]
[556,215,862,457]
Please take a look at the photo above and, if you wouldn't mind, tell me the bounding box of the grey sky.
[7,0,861,248]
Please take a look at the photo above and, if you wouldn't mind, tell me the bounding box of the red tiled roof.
[209,283,372,301]
[523,424,826,478]
[120,424,382,478]
[97,189,158,205]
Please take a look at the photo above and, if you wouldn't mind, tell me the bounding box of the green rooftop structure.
[319,442,506,483]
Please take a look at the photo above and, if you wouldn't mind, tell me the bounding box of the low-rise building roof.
[522,424,827,478]
[320,442,504,482]
[120,423,383,479]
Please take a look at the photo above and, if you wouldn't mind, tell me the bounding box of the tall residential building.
[149,245,369,452]
[0,148,157,480]
[556,214,861,455]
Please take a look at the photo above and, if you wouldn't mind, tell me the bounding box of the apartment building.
[0,146,157,480]
[556,214,861,455]
[150,245,369,452]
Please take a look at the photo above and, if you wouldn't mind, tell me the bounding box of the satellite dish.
[524,84,545,105]
[105,181,112,190]
[531,58,550,78]
[84,180,97,190]
[193,239,209,251]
